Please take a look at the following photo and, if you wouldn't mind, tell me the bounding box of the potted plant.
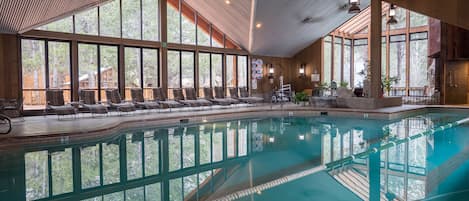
[293,91,309,106]
[337,81,353,98]
[382,76,399,96]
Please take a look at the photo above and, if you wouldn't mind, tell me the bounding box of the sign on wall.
[251,58,263,89]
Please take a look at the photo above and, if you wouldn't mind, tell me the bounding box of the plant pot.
[353,88,364,97]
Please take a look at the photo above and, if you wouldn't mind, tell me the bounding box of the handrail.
[326,117,469,170]
[0,114,11,134]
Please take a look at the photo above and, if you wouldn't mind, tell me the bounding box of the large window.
[353,39,368,87]
[211,54,223,87]
[125,47,142,99]
[122,0,142,39]
[100,45,119,101]
[343,39,352,85]
[99,0,121,37]
[78,43,99,99]
[167,50,194,96]
[143,49,159,98]
[226,55,237,92]
[198,53,211,96]
[323,36,332,84]
[389,35,407,88]
[409,33,429,87]
[22,39,72,110]
[124,47,159,100]
[142,0,159,41]
[75,8,98,35]
[333,37,343,82]
[237,56,248,88]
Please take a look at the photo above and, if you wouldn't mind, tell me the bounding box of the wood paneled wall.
[0,34,20,99]
[251,40,322,99]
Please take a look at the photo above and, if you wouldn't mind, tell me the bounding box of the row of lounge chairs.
[45,87,263,118]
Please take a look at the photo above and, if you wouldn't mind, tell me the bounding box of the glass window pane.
[25,151,49,201]
[168,50,181,95]
[333,37,342,82]
[37,16,73,33]
[122,0,141,39]
[390,7,407,30]
[79,43,99,99]
[183,174,197,199]
[125,47,141,100]
[167,1,180,43]
[102,141,120,185]
[211,54,223,87]
[353,39,368,87]
[390,35,407,88]
[51,148,73,195]
[75,8,98,35]
[143,48,159,99]
[407,178,425,200]
[169,129,182,171]
[48,41,71,104]
[198,53,210,96]
[343,40,351,85]
[181,5,196,45]
[183,131,195,168]
[410,35,429,87]
[127,133,143,180]
[142,0,159,41]
[126,187,144,200]
[211,26,223,47]
[145,183,161,201]
[100,45,119,101]
[226,55,236,89]
[144,131,160,176]
[81,144,101,189]
[169,178,183,201]
[238,122,248,156]
[197,15,210,46]
[199,125,212,165]
[104,192,124,201]
[212,129,223,162]
[382,37,387,78]
[238,56,248,87]
[323,36,332,84]
[410,11,428,27]
[22,39,46,110]
[181,51,194,88]
[99,0,121,37]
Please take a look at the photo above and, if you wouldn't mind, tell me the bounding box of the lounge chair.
[214,87,239,104]
[105,89,136,113]
[203,88,232,106]
[238,87,264,103]
[46,89,77,118]
[79,90,108,115]
[184,88,213,106]
[130,88,160,110]
[152,88,183,108]
[173,88,200,107]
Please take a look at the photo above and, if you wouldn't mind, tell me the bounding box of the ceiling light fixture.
[348,0,361,14]
[255,23,262,29]
[225,0,231,5]
[387,4,398,25]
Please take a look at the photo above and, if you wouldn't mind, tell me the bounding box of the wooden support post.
[369,0,382,98]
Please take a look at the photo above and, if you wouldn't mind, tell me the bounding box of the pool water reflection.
[2,112,469,201]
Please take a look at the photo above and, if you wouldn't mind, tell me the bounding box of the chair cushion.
[131,88,145,102]
[214,87,225,99]
[50,105,76,115]
[203,88,214,99]
[106,89,122,104]
[229,88,239,99]
[173,89,185,101]
[184,88,197,100]
[84,104,108,114]
[46,90,65,106]
[80,90,97,105]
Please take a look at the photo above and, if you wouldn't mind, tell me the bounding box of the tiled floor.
[0,103,436,140]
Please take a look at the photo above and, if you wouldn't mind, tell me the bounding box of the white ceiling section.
[251,0,370,57]
[0,0,110,34]
[184,0,252,50]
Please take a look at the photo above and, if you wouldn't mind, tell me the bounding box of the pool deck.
[1,103,468,147]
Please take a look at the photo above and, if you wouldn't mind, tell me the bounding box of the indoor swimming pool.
[2,111,469,201]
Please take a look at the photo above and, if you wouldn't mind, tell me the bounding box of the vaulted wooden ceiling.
[335,4,390,35]
[0,0,110,34]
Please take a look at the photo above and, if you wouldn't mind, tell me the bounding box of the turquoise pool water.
[2,112,469,201]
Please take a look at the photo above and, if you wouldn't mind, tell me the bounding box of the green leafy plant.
[293,91,308,103]
[382,76,399,95]
[318,82,329,90]
[339,81,349,88]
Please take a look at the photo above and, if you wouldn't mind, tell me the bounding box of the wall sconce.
[267,64,274,83]
[299,64,306,78]
[348,0,360,14]
[387,4,398,25]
